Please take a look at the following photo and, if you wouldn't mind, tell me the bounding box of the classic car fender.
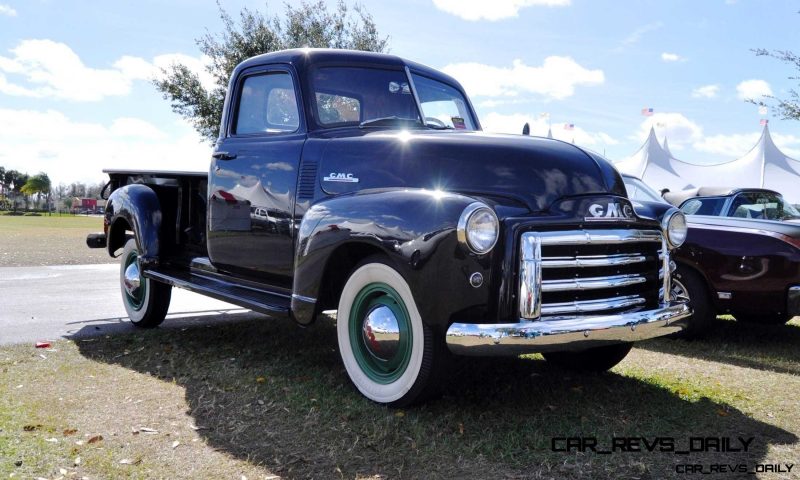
[104,184,163,267]
[291,189,497,327]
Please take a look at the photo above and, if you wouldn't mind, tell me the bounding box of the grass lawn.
[2,314,799,479]
[0,215,110,267]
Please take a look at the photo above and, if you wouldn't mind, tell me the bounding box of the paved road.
[0,264,261,345]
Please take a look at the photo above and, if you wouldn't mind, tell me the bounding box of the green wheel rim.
[123,250,147,311]
[348,282,413,384]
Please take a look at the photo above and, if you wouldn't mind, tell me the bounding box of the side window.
[234,72,299,135]
[682,197,725,215]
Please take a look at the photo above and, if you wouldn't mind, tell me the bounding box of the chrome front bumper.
[445,301,691,356]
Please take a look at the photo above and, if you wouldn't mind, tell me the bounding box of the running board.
[144,267,291,318]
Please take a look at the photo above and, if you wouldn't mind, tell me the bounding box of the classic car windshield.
[309,67,476,130]
[729,192,800,220]
[623,176,664,203]
[311,67,421,127]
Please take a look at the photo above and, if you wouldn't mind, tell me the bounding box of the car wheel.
[120,238,171,328]
[673,266,716,338]
[543,343,633,372]
[337,256,447,406]
[734,313,791,325]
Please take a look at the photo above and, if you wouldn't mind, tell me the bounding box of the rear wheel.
[337,256,447,406]
[734,313,790,325]
[543,343,633,372]
[673,266,716,338]
[120,239,171,328]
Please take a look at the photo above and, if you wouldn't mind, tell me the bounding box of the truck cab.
[89,49,691,406]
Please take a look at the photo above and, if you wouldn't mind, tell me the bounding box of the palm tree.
[21,173,51,211]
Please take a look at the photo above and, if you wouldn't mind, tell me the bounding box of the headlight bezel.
[661,208,688,249]
[457,202,499,255]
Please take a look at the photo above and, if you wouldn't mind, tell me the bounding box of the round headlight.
[458,203,499,254]
[662,209,688,248]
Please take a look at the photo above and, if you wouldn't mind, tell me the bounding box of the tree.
[21,173,51,210]
[155,1,389,142]
[751,48,800,121]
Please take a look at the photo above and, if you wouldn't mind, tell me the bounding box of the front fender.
[292,189,498,327]
[104,184,162,267]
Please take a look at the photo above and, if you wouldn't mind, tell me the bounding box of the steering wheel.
[424,117,448,128]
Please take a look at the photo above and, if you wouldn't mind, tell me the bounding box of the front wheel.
[673,266,716,338]
[120,238,171,328]
[337,257,446,406]
[543,343,633,372]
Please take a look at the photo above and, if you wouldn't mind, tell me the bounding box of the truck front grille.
[519,229,666,319]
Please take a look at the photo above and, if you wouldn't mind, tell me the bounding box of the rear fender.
[104,184,162,267]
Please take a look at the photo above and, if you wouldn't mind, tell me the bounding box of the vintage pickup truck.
[88,49,690,406]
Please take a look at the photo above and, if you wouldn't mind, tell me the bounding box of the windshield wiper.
[359,116,422,128]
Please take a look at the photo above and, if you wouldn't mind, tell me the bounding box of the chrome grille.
[520,229,667,319]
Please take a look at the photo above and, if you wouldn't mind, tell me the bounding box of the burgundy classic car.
[664,187,800,223]
[623,175,800,335]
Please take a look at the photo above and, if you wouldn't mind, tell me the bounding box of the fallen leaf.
[23,424,42,432]
[256,376,266,384]
[458,423,464,435]
[171,441,180,449]
[63,428,78,436]
[87,435,103,444]
[716,409,730,417]
[394,411,405,418]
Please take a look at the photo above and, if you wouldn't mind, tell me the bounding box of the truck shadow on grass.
[74,314,797,479]
[638,318,800,376]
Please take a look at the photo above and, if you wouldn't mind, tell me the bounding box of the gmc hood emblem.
[586,202,635,221]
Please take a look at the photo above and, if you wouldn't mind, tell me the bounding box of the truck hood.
[315,129,626,212]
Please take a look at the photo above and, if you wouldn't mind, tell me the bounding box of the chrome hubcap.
[124,261,142,298]
[361,305,401,362]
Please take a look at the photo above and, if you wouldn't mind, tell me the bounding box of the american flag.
[760,119,769,126]
[564,123,574,130]
[641,107,654,116]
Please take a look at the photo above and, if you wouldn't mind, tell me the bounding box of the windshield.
[729,192,800,220]
[310,67,421,128]
[623,177,665,203]
[412,73,476,130]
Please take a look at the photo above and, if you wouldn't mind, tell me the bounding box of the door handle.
[212,151,237,160]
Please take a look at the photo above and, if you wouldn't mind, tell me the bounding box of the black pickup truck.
[88,49,690,406]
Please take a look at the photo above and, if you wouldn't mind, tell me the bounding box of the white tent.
[614,125,800,204]
[614,127,692,192]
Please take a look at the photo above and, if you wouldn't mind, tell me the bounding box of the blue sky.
[0,0,797,185]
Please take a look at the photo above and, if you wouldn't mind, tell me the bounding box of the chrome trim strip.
[541,295,645,315]
[291,293,317,304]
[661,237,671,304]
[542,253,647,268]
[519,234,542,319]
[535,229,662,246]
[446,302,691,356]
[542,274,646,292]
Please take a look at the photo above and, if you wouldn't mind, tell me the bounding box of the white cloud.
[0,4,16,16]
[621,22,663,46]
[442,57,603,100]
[691,84,719,99]
[0,108,209,185]
[736,79,773,100]
[636,112,703,149]
[432,0,570,21]
[0,39,213,102]
[481,112,618,148]
[661,52,685,62]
